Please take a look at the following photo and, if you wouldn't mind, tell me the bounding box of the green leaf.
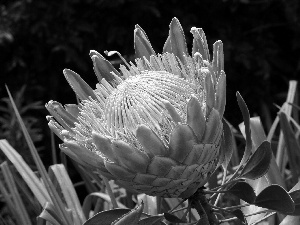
[279,215,300,225]
[49,164,86,225]
[5,86,73,225]
[38,202,64,225]
[137,216,165,225]
[236,92,252,166]
[0,162,32,225]
[219,119,234,171]
[82,192,126,219]
[249,117,286,188]
[0,140,50,206]
[113,203,144,225]
[227,181,256,204]
[254,185,295,214]
[84,209,132,225]
[84,204,144,225]
[289,190,300,215]
[231,209,246,224]
[163,212,186,223]
[240,141,272,180]
[279,112,300,181]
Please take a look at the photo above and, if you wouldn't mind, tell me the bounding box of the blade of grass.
[279,112,300,183]
[0,162,32,225]
[0,140,50,206]
[5,86,73,225]
[0,174,22,225]
[276,81,298,172]
[49,164,86,225]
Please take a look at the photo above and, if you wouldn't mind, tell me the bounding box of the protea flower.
[46,18,226,198]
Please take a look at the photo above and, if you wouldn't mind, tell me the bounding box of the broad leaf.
[279,215,300,225]
[240,141,272,180]
[84,204,144,225]
[249,117,286,188]
[137,216,165,225]
[164,212,186,223]
[255,185,294,214]
[113,203,144,225]
[289,190,300,215]
[231,209,246,224]
[227,181,256,204]
[236,92,252,166]
[219,119,234,171]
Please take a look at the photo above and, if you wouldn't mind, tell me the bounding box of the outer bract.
[46,17,226,198]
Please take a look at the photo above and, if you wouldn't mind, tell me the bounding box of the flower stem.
[190,188,219,225]
[100,175,118,209]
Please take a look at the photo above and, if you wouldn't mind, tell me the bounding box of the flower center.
[104,71,195,138]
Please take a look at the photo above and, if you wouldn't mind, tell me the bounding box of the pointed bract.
[134,26,155,61]
[215,70,226,118]
[136,124,168,157]
[111,140,149,173]
[191,27,210,61]
[163,17,188,63]
[63,69,96,100]
[91,53,121,84]
[169,124,197,163]
[187,96,206,142]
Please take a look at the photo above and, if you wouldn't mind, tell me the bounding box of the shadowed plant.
[0,18,299,225]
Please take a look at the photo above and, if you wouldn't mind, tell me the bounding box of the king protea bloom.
[46,18,226,198]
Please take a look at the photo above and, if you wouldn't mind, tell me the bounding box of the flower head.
[46,18,226,198]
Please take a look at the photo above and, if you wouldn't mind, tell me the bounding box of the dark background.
[0,0,299,166]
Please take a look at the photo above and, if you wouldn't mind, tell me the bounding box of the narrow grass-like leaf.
[276,81,298,172]
[0,176,22,224]
[49,164,86,225]
[138,194,157,215]
[0,162,32,225]
[240,141,272,180]
[227,181,256,204]
[5,86,73,225]
[279,112,300,182]
[0,140,50,206]
[255,185,294,214]
[38,202,63,225]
